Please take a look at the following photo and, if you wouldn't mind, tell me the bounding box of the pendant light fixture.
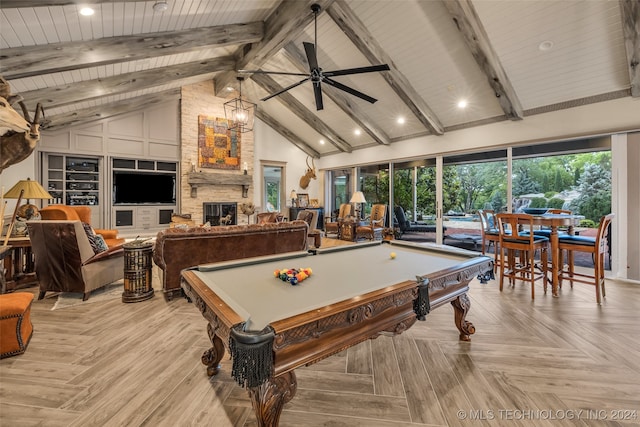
[224,76,256,133]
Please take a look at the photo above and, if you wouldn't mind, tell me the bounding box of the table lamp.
[3,178,53,221]
[350,191,366,220]
[290,189,297,207]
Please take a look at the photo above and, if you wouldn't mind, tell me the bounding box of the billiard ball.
[390,252,396,259]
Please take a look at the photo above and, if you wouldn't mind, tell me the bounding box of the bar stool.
[479,209,500,273]
[558,213,614,304]
[497,213,549,299]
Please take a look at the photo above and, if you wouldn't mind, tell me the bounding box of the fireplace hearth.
[203,202,237,226]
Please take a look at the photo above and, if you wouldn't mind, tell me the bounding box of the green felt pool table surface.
[192,241,477,331]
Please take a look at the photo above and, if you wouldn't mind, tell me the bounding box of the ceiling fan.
[240,3,390,111]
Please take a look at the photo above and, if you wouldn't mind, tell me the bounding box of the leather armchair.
[39,205,125,247]
[26,220,125,301]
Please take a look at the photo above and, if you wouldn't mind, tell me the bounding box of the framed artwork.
[297,193,309,208]
[198,116,241,170]
[310,198,319,208]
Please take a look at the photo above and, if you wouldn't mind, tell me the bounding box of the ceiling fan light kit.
[242,3,390,111]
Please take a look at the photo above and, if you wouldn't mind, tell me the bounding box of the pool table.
[181,241,493,426]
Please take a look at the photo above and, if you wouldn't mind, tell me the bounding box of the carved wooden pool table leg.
[248,370,297,427]
[201,323,225,376]
[451,293,475,341]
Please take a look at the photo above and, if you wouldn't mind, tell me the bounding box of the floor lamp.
[350,191,366,220]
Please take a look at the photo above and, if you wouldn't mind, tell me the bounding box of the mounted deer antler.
[0,100,45,173]
[299,156,317,189]
[1,74,45,172]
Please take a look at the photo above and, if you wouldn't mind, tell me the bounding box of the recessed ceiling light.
[153,1,169,12]
[79,7,94,16]
[397,117,405,124]
[319,139,325,145]
[457,99,468,109]
[354,129,361,136]
[226,86,234,92]
[538,40,554,51]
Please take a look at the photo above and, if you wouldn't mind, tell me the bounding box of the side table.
[1,237,38,294]
[122,240,154,303]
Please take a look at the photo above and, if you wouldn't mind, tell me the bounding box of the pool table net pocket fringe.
[229,324,276,388]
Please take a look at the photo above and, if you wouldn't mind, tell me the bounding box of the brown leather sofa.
[39,205,125,247]
[153,221,309,300]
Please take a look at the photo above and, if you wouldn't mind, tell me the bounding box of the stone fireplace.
[203,202,237,226]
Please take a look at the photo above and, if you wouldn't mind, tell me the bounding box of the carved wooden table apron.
[181,241,493,426]
[531,214,583,297]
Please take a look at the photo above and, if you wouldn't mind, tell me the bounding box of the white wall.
[253,118,322,212]
[0,152,37,221]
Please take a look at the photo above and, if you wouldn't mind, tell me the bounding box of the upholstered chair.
[355,204,387,241]
[296,209,323,248]
[324,203,352,237]
[256,212,281,224]
[39,205,124,247]
[27,220,125,301]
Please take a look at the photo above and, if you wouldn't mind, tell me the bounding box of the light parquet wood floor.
[1,267,640,426]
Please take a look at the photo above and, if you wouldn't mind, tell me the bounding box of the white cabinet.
[113,206,175,231]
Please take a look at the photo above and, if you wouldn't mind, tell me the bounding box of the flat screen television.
[113,171,176,205]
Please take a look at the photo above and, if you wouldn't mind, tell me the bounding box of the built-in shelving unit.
[111,158,178,232]
[46,155,100,206]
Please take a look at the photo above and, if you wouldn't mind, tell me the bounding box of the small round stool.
[0,292,34,359]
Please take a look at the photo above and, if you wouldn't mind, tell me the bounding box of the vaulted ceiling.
[1,0,638,158]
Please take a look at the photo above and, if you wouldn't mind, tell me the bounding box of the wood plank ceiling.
[1,0,638,158]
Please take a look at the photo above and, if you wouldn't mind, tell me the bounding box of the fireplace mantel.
[187,172,252,198]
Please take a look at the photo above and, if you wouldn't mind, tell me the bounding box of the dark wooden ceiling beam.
[620,0,640,97]
[255,110,320,158]
[41,89,181,131]
[0,22,263,79]
[251,74,352,153]
[214,0,335,96]
[20,56,234,111]
[283,42,390,145]
[443,0,524,120]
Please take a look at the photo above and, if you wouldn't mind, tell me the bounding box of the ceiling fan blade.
[324,64,390,77]
[239,69,309,77]
[323,77,378,103]
[261,77,311,101]
[313,80,324,110]
[303,42,319,71]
